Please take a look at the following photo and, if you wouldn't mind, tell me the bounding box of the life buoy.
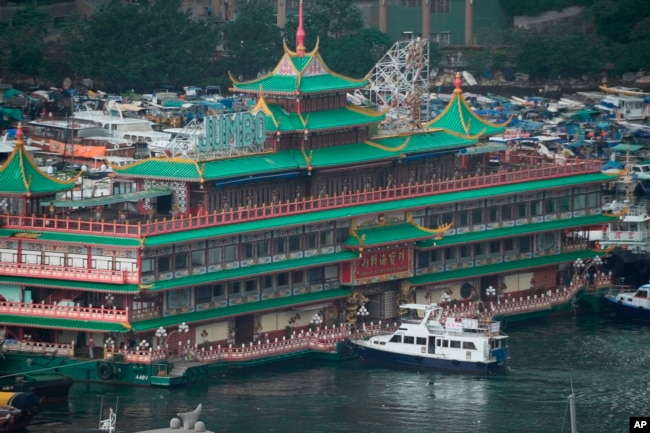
[114,143,120,150]
[97,362,113,380]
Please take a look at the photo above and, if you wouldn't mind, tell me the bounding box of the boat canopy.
[45,187,171,208]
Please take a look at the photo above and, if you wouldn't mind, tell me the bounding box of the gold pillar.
[465,0,474,45]
[277,0,286,29]
[378,0,387,33]
[422,0,431,41]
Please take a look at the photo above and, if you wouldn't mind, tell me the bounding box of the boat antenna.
[561,380,578,433]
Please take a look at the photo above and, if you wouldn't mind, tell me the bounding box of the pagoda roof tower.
[0,124,79,197]
[230,1,367,97]
[425,73,511,137]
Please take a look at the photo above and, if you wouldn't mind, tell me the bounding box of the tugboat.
[349,303,509,374]
[603,283,650,322]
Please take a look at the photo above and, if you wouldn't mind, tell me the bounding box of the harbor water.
[27,314,645,433]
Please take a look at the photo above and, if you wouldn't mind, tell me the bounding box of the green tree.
[65,0,219,92]
[221,0,282,80]
[319,28,391,78]
[4,5,50,78]
[309,0,364,40]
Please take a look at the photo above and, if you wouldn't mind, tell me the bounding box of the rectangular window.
[277,272,289,288]
[275,238,286,254]
[309,267,323,285]
[142,258,154,273]
[459,210,469,226]
[488,207,499,223]
[306,233,318,249]
[501,204,512,220]
[471,208,483,224]
[213,284,224,297]
[288,234,301,252]
[242,242,254,259]
[229,281,241,296]
[336,227,350,243]
[320,230,334,246]
[224,245,237,262]
[587,192,599,208]
[450,340,461,348]
[574,194,586,210]
[207,247,222,265]
[559,196,571,212]
[245,279,257,294]
[262,275,273,291]
[158,256,171,273]
[175,252,188,271]
[545,197,557,214]
[191,250,205,267]
[416,337,426,345]
[292,270,304,286]
[403,336,415,344]
[531,200,543,216]
[257,239,270,257]
[195,285,211,304]
[489,240,501,253]
[517,203,527,218]
[462,341,477,350]
[518,236,531,253]
[417,251,430,268]
[460,244,472,258]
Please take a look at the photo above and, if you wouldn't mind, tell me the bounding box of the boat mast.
[568,382,577,433]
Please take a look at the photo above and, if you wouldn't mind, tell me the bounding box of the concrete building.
[1,0,506,46]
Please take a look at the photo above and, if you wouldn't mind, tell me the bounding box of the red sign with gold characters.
[352,247,411,284]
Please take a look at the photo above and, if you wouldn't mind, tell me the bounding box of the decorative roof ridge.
[0,124,80,191]
[251,92,280,128]
[346,104,388,118]
[365,136,411,152]
[424,77,512,134]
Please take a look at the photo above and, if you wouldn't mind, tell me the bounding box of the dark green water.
[26,314,647,433]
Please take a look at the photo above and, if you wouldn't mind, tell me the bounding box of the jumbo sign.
[197,111,266,152]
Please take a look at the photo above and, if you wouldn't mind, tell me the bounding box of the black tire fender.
[97,362,113,380]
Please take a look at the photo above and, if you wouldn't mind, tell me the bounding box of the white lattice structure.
[365,38,432,132]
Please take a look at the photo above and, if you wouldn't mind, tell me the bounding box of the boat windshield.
[634,289,649,298]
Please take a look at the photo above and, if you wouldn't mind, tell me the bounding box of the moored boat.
[0,373,73,403]
[349,303,509,374]
[603,283,650,322]
[0,391,39,432]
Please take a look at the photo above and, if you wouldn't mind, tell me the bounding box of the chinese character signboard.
[341,247,411,285]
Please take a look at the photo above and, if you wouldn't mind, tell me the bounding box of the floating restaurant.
[0,3,618,386]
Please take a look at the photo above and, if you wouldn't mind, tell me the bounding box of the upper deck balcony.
[2,157,603,238]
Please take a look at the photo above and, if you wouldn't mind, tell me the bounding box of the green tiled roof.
[409,249,592,287]
[144,172,613,246]
[0,141,78,196]
[344,223,437,247]
[231,49,367,95]
[309,131,475,169]
[425,89,510,137]
[111,130,474,181]
[148,251,359,291]
[416,214,617,249]
[130,288,351,331]
[0,315,130,332]
[0,229,141,247]
[262,104,385,133]
[0,276,140,293]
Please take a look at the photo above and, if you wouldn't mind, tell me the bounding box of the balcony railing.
[2,157,601,238]
[0,262,139,284]
[0,300,128,323]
